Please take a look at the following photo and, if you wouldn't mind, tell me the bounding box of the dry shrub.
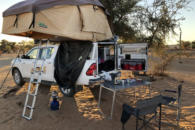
[182,50,192,58]
[153,55,175,76]
[149,47,176,76]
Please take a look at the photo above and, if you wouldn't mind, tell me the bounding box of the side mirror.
[17,54,20,58]
[21,55,26,59]
[21,55,30,59]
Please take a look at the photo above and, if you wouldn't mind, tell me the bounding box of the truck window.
[40,47,54,59]
[27,48,39,59]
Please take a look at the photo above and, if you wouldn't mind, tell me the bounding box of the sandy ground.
[0,51,194,130]
[0,54,16,68]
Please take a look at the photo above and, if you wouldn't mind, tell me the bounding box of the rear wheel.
[59,86,75,97]
[12,69,25,86]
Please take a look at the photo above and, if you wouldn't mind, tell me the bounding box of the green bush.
[5,45,11,53]
[0,39,34,54]
[182,41,191,49]
[192,42,195,49]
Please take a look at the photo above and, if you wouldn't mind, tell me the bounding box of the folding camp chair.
[162,83,183,125]
[121,83,183,130]
[121,103,159,130]
[121,95,176,130]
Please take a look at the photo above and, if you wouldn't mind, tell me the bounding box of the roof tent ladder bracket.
[92,33,97,42]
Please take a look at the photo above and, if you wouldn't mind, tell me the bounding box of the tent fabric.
[3,0,104,17]
[54,41,92,89]
[2,4,113,42]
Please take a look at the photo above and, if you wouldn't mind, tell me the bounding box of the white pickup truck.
[11,42,148,96]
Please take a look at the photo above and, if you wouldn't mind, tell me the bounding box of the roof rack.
[98,36,119,45]
[98,41,117,45]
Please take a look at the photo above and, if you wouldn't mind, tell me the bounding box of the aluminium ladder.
[22,40,48,120]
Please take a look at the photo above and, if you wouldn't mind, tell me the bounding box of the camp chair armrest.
[164,89,177,93]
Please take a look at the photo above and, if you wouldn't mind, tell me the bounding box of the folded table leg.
[98,85,103,108]
[98,85,117,119]
[159,104,162,130]
[110,91,116,119]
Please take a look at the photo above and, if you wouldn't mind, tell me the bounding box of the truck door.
[20,48,40,78]
[37,47,55,82]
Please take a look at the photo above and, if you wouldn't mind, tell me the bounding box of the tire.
[12,68,25,86]
[59,86,75,97]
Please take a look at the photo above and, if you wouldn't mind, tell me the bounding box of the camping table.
[98,80,152,119]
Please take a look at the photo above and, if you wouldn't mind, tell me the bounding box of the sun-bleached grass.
[148,48,177,76]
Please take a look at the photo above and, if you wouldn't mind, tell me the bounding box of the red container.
[123,64,129,70]
[129,65,136,70]
[136,64,143,70]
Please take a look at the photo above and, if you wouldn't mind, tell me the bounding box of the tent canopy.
[3,0,104,17]
[2,0,113,42]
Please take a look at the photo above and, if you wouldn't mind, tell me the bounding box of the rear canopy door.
[118,43,148,72]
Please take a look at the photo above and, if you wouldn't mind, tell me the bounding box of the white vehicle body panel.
[76,59,97,85]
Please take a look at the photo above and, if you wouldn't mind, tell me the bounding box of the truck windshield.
[26,48,39,59]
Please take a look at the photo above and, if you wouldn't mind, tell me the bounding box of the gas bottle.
[50,91,59,111]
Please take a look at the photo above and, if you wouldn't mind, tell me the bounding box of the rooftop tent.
[2,0,113,42]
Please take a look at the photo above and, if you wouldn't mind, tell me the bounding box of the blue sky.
[179,0,195,43]
[0,0,194,44]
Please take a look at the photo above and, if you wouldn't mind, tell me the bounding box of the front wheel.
[12,69,25,86]
[59,86,75,97]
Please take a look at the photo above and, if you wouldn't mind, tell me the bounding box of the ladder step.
[31,71,43,74]
[29,93,37,96]
[26,105,34,109]
[31,81,41,84]
[22,115,32,120]
[30,78,39,81]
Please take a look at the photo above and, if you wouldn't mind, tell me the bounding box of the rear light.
[86,63,97,76]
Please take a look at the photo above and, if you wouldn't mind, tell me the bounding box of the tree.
[192,41,195,49]
[134,0,190,47]
[181,41,191,49]
[0,39,9,53]
[18,40,34,54]
[100,0,190,45]
[100,0,141,41]
[0,40,34,54]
